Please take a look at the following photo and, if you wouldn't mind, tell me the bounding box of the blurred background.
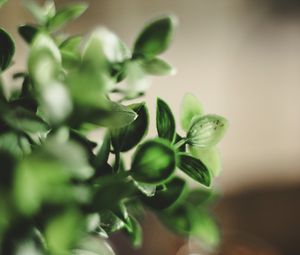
[1,0,300,254]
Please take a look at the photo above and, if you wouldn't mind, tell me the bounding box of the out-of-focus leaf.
[125,60,149,99]
[189,146,222,177]
[74,237,115,255]
[178,153,211,187]
[111,102,148,152]
[99,209,125,234]
[180,93,204,132]
[187,188,217,207]
[24,0,55,25]
[81,100,137,129]
[0,0,7,8]
[18,24,39,44]
[85,27,130,64]
[141,58,175,76]
[0,132,30,157]
[156,98,176,142]
[93,177,136,210]
[45,209,84,255]
[160,203,220,248]
[94,132,111,168]
[143,177,187,210]
[47,3,88,31]
[59,36,82,69]
[125,216,142,248]
[187,114,228,148]
[28,33,61,86]
[3,106,49,134]
[0,28,15,71]
[133,16,176,59]
[130,138,176,184]
[39,81,72,124]
[14,139,93,215]
[59,36,82,52]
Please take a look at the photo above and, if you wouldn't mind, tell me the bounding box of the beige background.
[1,0,300,194]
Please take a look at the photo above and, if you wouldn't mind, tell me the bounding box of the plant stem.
[174,138,187,149]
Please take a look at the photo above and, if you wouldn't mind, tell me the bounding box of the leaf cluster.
[0,1,228,254]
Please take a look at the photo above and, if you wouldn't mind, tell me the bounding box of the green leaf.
[45,209,84,254]
[178,153,211,187]
[133,15,176,59]
[94,132,111,168]
[190,207,220,248]
[0,28,15,71]
[143,177,187,210]
[134,181,156,197]
[0,0,7,8]
[93,177,136,210]
[187,114,228,148]
[160,204,220,248]
[83,28,129,65]
[125,216,142,248]
[187,189,217,207]
[83,101,138,129]
[180,93,204,132]
[189,146,221,177]
[47,3,88,31]
[18,24,39,44]
[130,138,176,184]
[156,98,176,142]
[24,0,55,25]
[74,237,115,255]
[99,210,125,234]
[28,32,61,86]
[59,36,82,69]
[39,81,72,125]
[3,106,49,134]
[141,58,176,76]
[111,102,148,152]
[60,36,82,52]
[159,204,192,236]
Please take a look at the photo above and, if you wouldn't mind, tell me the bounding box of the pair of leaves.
[130,16,176,81]
[156,97,211,187]
[46,3,88,31]
[25,0,87,32]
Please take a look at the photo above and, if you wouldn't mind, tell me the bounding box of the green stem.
[174,138,187,149]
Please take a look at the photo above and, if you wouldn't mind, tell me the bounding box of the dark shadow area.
[217,184,300,255]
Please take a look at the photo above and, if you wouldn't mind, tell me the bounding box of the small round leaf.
[131,138,176,184]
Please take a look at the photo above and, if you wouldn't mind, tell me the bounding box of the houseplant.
[0,0,228,254]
